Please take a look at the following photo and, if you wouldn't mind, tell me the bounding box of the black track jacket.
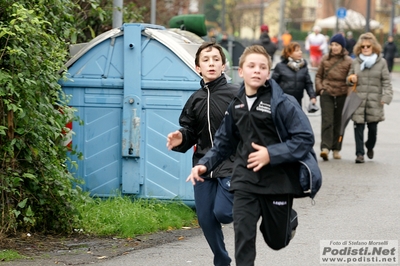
[172,74,239,178]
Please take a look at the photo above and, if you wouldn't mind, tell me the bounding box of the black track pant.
[233,190,297,266]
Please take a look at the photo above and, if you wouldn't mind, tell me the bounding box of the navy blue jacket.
[198,79,322,198]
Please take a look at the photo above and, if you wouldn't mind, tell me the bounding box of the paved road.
[95,74,400,266]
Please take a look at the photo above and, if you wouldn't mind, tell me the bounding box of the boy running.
[167,42,239,266]
[187,45,321,266]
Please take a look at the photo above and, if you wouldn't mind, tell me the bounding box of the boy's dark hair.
[195,42,226,67]
[239,45,272,69]
[281,42,301,59]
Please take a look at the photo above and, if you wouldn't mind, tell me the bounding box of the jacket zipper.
[205,85,214,178]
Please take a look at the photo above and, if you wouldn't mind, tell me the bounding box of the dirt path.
[0,227,203,265]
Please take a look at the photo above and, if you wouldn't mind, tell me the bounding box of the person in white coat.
[305,25,327,67]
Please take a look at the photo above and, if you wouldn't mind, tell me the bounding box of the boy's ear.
[267,69,271,79]
[238,67,243,78]
[195,65,201,74]
[221,64,226,72]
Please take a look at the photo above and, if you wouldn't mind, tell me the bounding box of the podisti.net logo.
[320,240,398,264]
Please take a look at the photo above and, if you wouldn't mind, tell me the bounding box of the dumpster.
[60,23,205,206]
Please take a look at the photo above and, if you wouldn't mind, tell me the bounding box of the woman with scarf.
[272,42,316,107]
[347,32,393,163]
[315,33,353,161]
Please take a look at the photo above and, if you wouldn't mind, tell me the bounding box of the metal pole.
[260,0,264,26]
[221,0,226,32]
[366,0,371,32]
[335,0,339,34]
[279,0,285,37]
[390,0,395,35]
[112,0,123,28]
[151,0,156,24]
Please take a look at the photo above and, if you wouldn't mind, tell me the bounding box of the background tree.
[125,0,190,28]
[238,1,262,39]
[73,0,146,43]
[203,0,220,24]
[225,0,241,36]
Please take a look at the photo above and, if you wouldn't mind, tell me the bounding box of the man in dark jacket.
[345,31,356,58]
[167,42,239,266]
[253,24,277,62]
[383,35,398,73]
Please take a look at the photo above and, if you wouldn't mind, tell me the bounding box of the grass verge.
[0,249,25,261]
[0,196,197,262]
[392,62,400,72]
[74,196,198,238]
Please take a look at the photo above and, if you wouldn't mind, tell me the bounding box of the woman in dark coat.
[271,42,316,107]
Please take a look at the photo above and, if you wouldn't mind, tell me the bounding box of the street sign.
[336,7,347,19]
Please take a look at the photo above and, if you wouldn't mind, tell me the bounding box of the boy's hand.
[247,142,270,172]
[166,130,183,150]
[186,165,207,185]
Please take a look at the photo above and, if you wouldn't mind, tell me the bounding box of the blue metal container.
[60,23,205,206]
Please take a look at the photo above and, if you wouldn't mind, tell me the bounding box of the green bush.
[0,1,85,234]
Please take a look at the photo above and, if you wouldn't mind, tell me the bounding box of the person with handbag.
[315,33,353,161]
[272,42,316,108]
[347,32,393,163]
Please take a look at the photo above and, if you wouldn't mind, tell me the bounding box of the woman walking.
[272,42,316,107]
[315,33,353,161]
[347,32,393,163]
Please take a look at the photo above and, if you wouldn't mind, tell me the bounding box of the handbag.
[307,102,319,113]
[323,58,344,79]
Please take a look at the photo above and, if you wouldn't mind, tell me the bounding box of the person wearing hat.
[305,25,327,67]
[315,33,353,161]
[253,24,277,63]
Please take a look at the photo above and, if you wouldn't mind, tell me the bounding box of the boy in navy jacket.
[187,45,321,266]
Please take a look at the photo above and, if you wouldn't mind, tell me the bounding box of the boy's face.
[238,53,270,91]
[196,47,225,83]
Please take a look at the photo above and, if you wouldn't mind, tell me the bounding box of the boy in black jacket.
[187,45,321,266]
[167,42,239,266]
